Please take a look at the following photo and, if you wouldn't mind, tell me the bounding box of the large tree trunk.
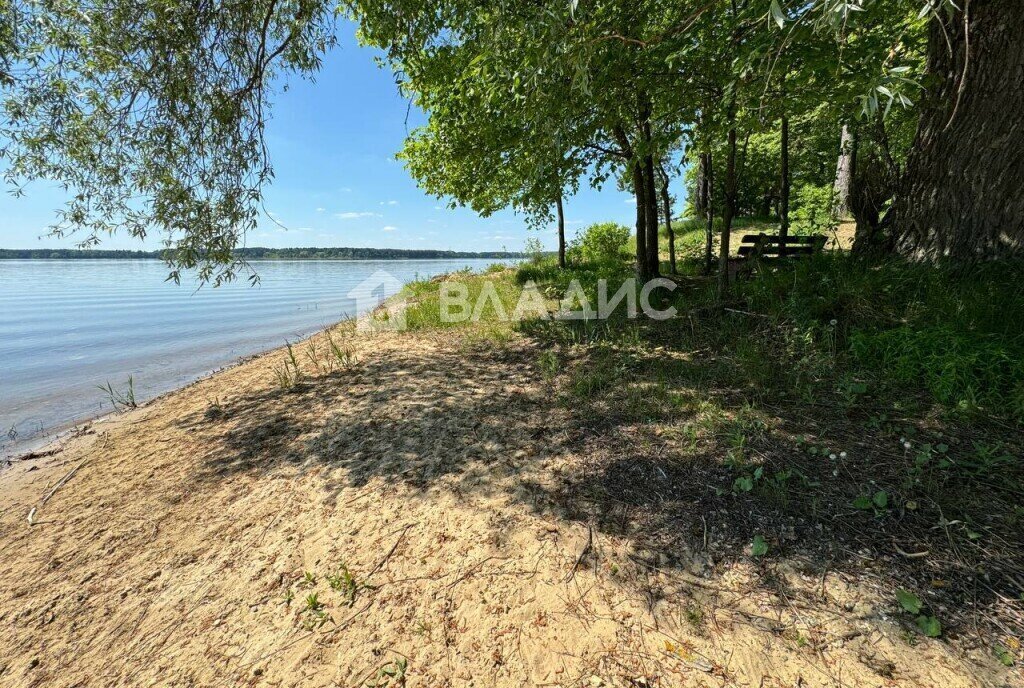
[555,192,566,269]
[701,152,714,275]
[658,163,677,274]
[717,127,738,298]
[779,115,791,256]
[888,0,1024,260]
[833,124,854,219]
[632,162,651,281]
[643,153,661,277]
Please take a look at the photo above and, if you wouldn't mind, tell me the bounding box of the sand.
[0,322,1014,687]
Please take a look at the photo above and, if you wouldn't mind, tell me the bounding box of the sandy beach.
[0,310,1013,688]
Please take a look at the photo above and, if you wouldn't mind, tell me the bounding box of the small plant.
[305,592,323,612]
[326,564,370,606]
[750,534,769,557]
[853,488,889,515]
[537,349,559,380]
[98,376,138,411]
[366,657,408,687]
[274,341,304,390]
[896,589,942,638]
[733,465,763,494]
[326,330,356,369]
[301,570,317,587]
[302,592,330,629]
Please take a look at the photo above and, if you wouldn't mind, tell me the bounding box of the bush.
[790,184,836,235]
[570,222,631,264]
[741,255,1024,421]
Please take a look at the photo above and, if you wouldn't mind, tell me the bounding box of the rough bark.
[632,163,650,281]
[643,153,661,278]
[718,127,738,299]
[888,0,1024,260]
[701,152,714,275]
[779,116,790,256]
[833,124,854,219]
[555,192,566,269]
[658,162,677,274]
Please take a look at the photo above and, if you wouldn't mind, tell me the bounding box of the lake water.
[0,258,508,457]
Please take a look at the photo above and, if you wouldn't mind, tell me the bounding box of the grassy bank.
[2,238,1020,686]
[387,246,1024,654]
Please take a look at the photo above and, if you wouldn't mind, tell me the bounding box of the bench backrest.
[738,233,827,258]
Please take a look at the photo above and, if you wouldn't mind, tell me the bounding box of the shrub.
[570,222,631,264]
[790,184,837,235]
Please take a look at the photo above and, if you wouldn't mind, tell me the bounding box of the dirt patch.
[0,324,1016,687]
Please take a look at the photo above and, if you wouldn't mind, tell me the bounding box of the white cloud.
[382,225,398,232]
[380,200,400,206]
[334,211,381,220]
[315,207,325,213]
[624,198,636,205]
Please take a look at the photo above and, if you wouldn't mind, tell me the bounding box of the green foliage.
[741,256,1024,422]
[750,535,769,557]
[97,376,138,412]
[790,184,838,235]
[2,0,339,285]
[569,222,631,265]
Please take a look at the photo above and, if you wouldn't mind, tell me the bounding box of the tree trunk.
[779,115,790,256]
[643,153,661,277]
[702,152,714,275]
[718,127,738,299]
[555,192,566,269]
[693,154,708,217]
[833,124,854,219]
[658,163,677,274]
[632,162,650,281]
[888,0,1024,260]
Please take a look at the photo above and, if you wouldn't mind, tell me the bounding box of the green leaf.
[873,490,888,509]
[769,0,786,28]
[751,535,769,557]
[993,644,1015,667]
[853,494,873,510]
[915,615,942,637]
[896,589,923,614]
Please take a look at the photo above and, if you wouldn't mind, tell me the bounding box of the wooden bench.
[738,233,827,261]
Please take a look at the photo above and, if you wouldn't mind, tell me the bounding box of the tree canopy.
[3,0,1017,283]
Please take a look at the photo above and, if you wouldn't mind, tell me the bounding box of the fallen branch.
[565,524,594,583]
[27,458,90,525]
[366,524,412,579]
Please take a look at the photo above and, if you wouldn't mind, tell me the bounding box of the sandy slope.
[0,324,1012,687]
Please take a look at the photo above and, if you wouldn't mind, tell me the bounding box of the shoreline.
[0,263,1016,687]
[1,314,364,465]
[2,259,512,463]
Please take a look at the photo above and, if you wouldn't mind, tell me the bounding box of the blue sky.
[0,21,686,253]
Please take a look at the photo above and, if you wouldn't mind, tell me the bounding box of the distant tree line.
[0,248,524,261]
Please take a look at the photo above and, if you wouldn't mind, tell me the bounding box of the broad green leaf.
[915,615,942,638]
[896,589,923,614]
[751,535,769,557]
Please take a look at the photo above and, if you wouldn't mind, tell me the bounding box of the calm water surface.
[0,258,507,456]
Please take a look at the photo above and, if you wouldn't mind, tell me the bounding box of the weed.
[326,330,356,369]
[326,564,371,606]
[366,657,408,687]
[97,376,138,411]
[537,350,559,380]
